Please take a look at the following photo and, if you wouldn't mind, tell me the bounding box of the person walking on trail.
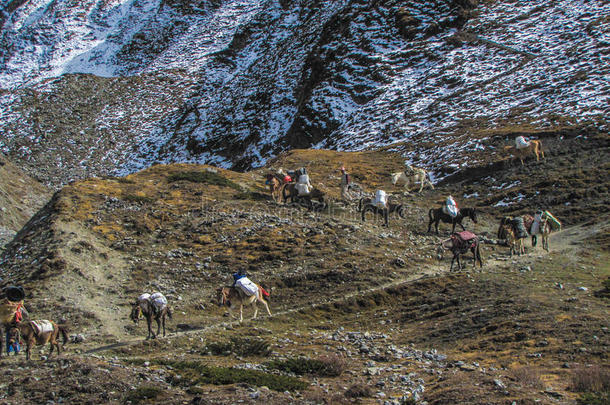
[340,166,351,200]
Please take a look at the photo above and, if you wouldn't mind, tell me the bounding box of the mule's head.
[469,208,478,223]
[396,204,405,218]
[130,303,142,324]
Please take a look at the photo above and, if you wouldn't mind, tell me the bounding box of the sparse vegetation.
[266,355,346,377]
[510,366,545,389]
[571,365,610,393]
[344,384,373,398]
[205,337,271,357]
[167,170,242,191]
[158,360,308,392]
[123,194,156,204]
[124,385,163,404]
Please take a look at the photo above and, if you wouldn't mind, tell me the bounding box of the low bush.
[125,385,163,404]
[205,337,271,357]
[123,194,155,204]
[160,360,307,392]
[571,364,610,393]
[344,384,372,398]
[234,191,270,201]
[266,355,346,377]
[167,170,241,190]
[510,366,545,389]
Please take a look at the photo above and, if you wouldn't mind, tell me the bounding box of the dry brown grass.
[571,365,610,393]
[510,366,545,389]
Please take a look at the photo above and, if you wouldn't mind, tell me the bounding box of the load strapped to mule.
[515,136,530,149]
[442,195,459,218]
[451,231,478,250]
[137,292,168,317]
[296,168,312,196]
[543,210,561,231]
[511,216,529,239]
[374,190,388,209]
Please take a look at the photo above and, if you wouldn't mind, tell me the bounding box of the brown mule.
[504,139,545,165]
[130,301,172,339]
[9,320,68,360]
[216,285,271,323]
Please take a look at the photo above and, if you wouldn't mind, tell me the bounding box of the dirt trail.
[82,220,605,356]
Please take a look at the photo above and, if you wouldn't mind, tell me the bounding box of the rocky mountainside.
[0,0,608,187]
[0,149,608,404]
[0,153,50,249]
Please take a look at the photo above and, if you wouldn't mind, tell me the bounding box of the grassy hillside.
[0,144,608,404]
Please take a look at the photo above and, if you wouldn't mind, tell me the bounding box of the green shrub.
[161,360,307,392]
[167,170,241,190]
[123,194,155,204]
[266,355,346,377]
[205,337,271,357]
[577,392,609,405]
[344,384,372,398]
[125,385,163,404]
[234,191,270,201]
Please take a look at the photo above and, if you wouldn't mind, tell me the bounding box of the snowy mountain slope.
[0,0,608,186]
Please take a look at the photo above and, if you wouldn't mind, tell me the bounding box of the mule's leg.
[252,303,258,320]
[239,304,244,323]
[26,340,32,361]
[155,316,161,338]
[262,299,271,316]
[147,316,154,339]
[162,314,166,337]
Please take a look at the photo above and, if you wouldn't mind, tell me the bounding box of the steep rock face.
[0,153,50,249]
[0,0,608,187]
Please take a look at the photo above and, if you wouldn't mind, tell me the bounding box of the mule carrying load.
[233,272,259,296]
[132,292,171,339]
[296,171,312,196]
[137,292,168,316]
[511,217,529,239]
[374,190,388,209]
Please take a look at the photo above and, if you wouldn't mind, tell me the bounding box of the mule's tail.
[428,208,435,222]
[166,306,173,320]
[58,325,69,348]
[476,243,483,267]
